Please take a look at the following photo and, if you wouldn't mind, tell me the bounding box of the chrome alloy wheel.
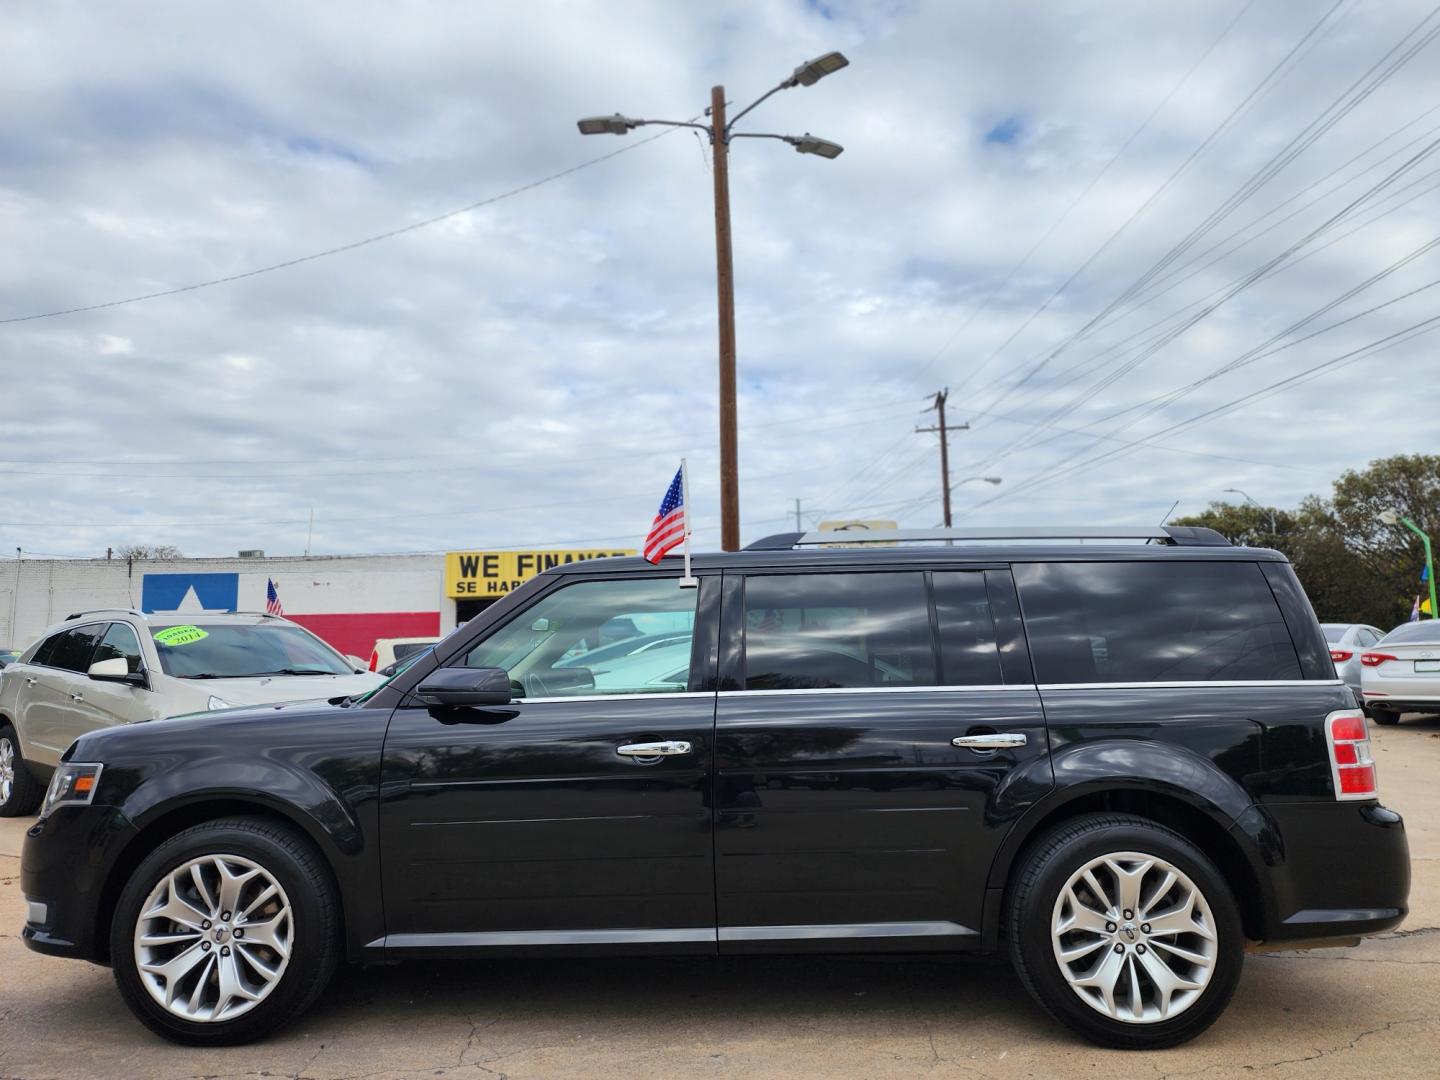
[133,854,293,1022]
[0,736,14,804]
[1051,851,1218,1024]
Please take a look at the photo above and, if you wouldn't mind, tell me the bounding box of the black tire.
[1370,709,1401,725]
[110,816,340,1045]
[1005,813,1244,1050]
[0,722,46,817]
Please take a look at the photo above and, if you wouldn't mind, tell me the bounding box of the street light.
[1380,508,1438,620]
[1224,487,1276,535]
[953,476,1002,489]
[578,52,849,551]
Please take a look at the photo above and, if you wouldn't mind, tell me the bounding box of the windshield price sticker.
[153,625,210,647]
[445,549,635,598]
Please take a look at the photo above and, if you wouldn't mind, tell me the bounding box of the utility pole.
[794,498,803,531]
[916,390,969,527]
[712,85,740,553]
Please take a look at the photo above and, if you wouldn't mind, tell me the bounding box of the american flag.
[265,578,284,615]
[643,467,687,563]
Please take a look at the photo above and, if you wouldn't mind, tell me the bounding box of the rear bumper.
[20,804,139,964]
[1231,801,1408,945]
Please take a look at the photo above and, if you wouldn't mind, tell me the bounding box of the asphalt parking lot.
[3,718,1439,1080]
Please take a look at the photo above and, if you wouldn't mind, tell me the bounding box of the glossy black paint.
[18,541,1411,971]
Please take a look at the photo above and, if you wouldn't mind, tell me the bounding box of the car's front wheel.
[1006,813,1243,1049]
[0,722,45,816]
[110,816,340,1045]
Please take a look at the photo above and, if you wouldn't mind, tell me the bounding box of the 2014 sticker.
[153,625,210,647]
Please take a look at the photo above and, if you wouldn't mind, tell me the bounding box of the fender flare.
[985,737,1265,896]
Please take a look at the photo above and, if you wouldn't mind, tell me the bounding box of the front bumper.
[21,804,140,964]
[1232,800,1409,944]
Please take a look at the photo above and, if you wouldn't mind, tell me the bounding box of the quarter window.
[462,577,698,698]
[742,573,934,690]
[1014,561,1302,684]
[933,572,1004,685]
[93,623,144,674]
[47,624,106,673]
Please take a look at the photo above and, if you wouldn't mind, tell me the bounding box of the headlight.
[41,762,103,817]
[207,695,233,710]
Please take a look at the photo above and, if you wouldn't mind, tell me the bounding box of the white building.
[0,545,633,660]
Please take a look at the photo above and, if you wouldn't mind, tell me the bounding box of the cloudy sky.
[3,0,1439,559]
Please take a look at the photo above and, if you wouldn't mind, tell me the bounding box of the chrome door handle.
[25,677,37,687]
[617,741,692,758]
[952,733,1027,750]
[69,693,85,702]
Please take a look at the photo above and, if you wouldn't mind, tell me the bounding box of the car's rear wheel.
[1370,709,1401,725]
[110,816,339,1045]
[0,723,45,817]
[1006,813,1243,1049]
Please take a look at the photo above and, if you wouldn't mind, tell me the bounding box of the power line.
[0,124,689,325]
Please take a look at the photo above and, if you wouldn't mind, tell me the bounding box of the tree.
[1173,454,1440,630]
[115,544,183,560]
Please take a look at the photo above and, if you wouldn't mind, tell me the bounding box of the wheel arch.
[986,782,1270,946]
[94,797,346,965]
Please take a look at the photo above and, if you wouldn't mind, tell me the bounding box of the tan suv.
[0,609,384,815]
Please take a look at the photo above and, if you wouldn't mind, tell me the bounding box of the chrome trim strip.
[509,691,712,704]
[718,920,976,942]
[953,732,1027,749]
[1036,679,1344,690]
[374,928,716,949]
[719,684,1031,697]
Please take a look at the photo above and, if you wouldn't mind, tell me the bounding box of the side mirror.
[88,658,147,687]
[415,666,512,707]
[345,654,367,672]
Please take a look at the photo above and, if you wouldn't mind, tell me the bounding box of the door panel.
[378,572,721,950]
[714,685,1049,949]
[713,567,1051,951]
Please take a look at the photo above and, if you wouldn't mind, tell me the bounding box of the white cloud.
[1,0,1438,557]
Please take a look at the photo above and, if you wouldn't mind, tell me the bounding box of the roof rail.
[744,526,1231,550]
[64,607,147,621]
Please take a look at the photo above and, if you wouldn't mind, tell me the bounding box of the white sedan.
[1360,620,1440,724]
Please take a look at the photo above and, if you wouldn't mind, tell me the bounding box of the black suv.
[20,527,1409,1049]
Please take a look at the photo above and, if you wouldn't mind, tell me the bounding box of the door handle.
[617,741,692,758]
[952,732,1027,750]
[69,693,85,703]
[26,677,37,687]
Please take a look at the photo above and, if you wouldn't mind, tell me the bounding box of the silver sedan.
[1322,622,1386,704]
[1360,620,1440,724]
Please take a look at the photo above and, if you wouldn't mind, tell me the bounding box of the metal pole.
[794,498,802,531]
[936,390,952,528]
[711,85,740,552]
[7,548,19,650]
[1402,516,1438,620]
[679,457,698,588]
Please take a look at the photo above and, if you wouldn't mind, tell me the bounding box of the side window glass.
[93,623,144,674]
[49,624,106,673]
[461,578,697,698]
[1014,561,1303,684]
[32,631,67,668]
[1358,628,1379,647]
[743,573,934,690]
[934,572,1004,685]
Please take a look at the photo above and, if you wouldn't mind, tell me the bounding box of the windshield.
[1321,624,1347,643]
[149,622,353,678]
[1379,622,1440,646]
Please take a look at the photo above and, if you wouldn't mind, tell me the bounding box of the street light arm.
[633,118,713,134]
[725,81,792,133]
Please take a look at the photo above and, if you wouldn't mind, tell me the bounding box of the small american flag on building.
[265,578,284,615]
[643,467,688,563]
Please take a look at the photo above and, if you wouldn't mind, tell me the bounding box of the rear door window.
[742,573,934,690]
[47,624,106,673]
[1014,561,1302,683]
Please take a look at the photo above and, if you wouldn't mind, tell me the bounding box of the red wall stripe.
[286,611,441,659]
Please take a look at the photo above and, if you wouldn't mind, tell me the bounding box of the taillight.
[1330,649,1353,662]
[1360,652,1397,667]
[1326,709,1377,801]
[368,649,379,671]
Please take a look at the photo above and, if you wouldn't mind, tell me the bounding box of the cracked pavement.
[3,717,1440,1079]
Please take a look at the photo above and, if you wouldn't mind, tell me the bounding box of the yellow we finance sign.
[444,549,635,598]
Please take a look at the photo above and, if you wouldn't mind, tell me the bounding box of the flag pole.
[679,457,698,589]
